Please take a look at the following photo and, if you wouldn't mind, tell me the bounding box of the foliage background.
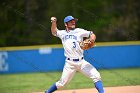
[0,0,140,47]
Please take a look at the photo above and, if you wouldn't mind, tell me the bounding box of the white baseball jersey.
[55,28,92,58]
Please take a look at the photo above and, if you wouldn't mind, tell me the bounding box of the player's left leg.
[45,83,57,93]
[80,60,104,93]
[94,80,104,93]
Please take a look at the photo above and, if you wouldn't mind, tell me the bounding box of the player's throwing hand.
[51,17,57,22]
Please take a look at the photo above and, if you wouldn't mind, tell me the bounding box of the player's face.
[66,19,76,29]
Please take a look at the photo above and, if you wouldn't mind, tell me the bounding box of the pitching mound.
[34,86,140,93]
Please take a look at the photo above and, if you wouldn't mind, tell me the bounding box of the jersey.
[55,28,92,58]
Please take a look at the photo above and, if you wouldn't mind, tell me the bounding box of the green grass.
[0,68,140,93]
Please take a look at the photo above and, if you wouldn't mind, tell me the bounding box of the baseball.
[51,17,56,21]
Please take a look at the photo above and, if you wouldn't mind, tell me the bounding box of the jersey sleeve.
[79,28,93,38]
[54,29,63,39]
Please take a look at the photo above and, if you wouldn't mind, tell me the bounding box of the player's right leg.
[45,61,76,93]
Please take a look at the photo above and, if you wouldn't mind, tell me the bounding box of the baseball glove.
[79,39,94,50]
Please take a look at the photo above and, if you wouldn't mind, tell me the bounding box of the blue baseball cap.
[64,15,77,23]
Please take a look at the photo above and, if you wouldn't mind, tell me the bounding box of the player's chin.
[71,25,75,28]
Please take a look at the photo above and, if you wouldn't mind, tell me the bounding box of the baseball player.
[45,16,104,93]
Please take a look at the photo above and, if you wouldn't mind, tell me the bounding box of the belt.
[67,57,83,61]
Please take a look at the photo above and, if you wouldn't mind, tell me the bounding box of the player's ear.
[65,23,67,27]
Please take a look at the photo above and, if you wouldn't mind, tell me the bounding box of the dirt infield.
[54,86,140,93]
[35,86,140,93]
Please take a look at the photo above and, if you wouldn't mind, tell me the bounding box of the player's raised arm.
[50,17,57,36]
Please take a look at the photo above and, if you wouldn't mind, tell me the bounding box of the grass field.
[0,68,140,93]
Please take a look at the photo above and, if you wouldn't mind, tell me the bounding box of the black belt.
[67,57,83,61]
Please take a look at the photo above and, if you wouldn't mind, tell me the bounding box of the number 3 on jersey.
[73,42,76,48]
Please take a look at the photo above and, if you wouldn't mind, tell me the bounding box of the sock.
[94,81,104,93]
[45,83,57,93]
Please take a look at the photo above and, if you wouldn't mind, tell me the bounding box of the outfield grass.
[0,68,140,93]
